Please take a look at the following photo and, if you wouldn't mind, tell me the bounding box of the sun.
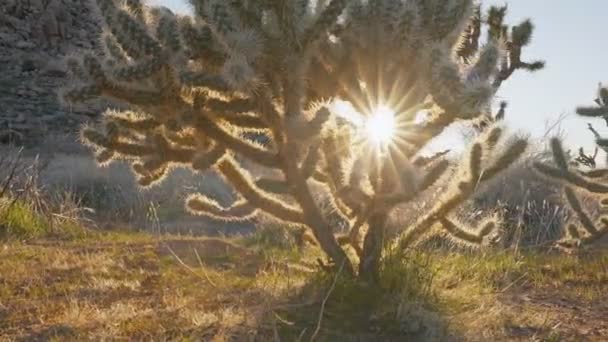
[330,100,398,149]
[365,105,396,146]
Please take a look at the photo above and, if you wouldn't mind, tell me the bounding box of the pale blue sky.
[148,0,608,153]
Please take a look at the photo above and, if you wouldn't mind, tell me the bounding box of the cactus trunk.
[359,211,388,283]
[283,144,355,275]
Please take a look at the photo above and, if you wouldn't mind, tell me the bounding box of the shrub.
[61,0,543,280]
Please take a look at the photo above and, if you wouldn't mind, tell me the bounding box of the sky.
[147,0,608,153]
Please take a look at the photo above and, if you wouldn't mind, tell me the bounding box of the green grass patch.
[0,198,91,240]
[432,249,608,300]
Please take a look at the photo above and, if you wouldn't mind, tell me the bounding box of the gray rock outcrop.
[0,0,103,146]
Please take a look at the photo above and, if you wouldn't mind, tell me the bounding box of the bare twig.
[499,272,529,293]
[193,247,218,288]
[163,243,218,289]
[310,260,345,341]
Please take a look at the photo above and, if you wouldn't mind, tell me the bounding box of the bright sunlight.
[331,100,397,148]
[365,105,396,146]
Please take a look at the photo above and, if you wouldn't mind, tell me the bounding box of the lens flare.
[365,105,396,146]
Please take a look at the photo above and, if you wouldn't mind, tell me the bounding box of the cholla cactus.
[535,85,608,249]
[60,0,541,280]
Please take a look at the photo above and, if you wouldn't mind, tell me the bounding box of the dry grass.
[0,229,606,341]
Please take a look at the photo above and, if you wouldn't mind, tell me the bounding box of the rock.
[41,60,67,77]
[0,32,16,45]
[0,0,103,146]
[40,114,58,122]
[16,40,35,49]
[13,113,26,123]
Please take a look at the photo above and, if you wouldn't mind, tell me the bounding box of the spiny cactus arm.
[217,157,305,224]
[397,170,478,248]
[186,194,256,222]
[255,143,323,195]
[206,98,257,114]
[193,116,280,168]
[427,0,475,43]
[428,41,496,119]
[155,9,182,53]
[252,140,321,195]
[579,168,608,179]
[218,113,269,131]
[417,159,451,193]
[535,163,608,194]
[467,41,503,82]
[534,138,608,194]
[559,187,608,247]
[63,53,169,107]
[480,138,528,181]
[124,0,145,21]
[228,0,268,38]
[398,134,526,248]
[95,0,163,59]
[579,222,608,245]
[105,110,161,131]
[301,0,348,49]
[164,131,197,147]
[135,165,168,187]
[178,18,225,66]
[101,81,165,106]
[439,217,496,245]
[102,33,128,63]
[300,141,322,178]
[401,112,458,160]
[466,143,483,186]
[550,137,570,170]
[112,56,167,82]
[347,208,370,258]
[457,4,481,62]
[413,149,450,167]
[313,175,359,219]
[62,84,102,103]
[483,125,504,151]
[81,128,155,157]
[179,71,230,91]
[305,108,332,138]
[316,129,363,216]
[94,149,115,165]
[192,144,226,171]
[255,177,290,195]
[576,84,608,118]
[493,18,545,87]
[189,1,233,37]
[564,187,599,235]
[376,158,450,208]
